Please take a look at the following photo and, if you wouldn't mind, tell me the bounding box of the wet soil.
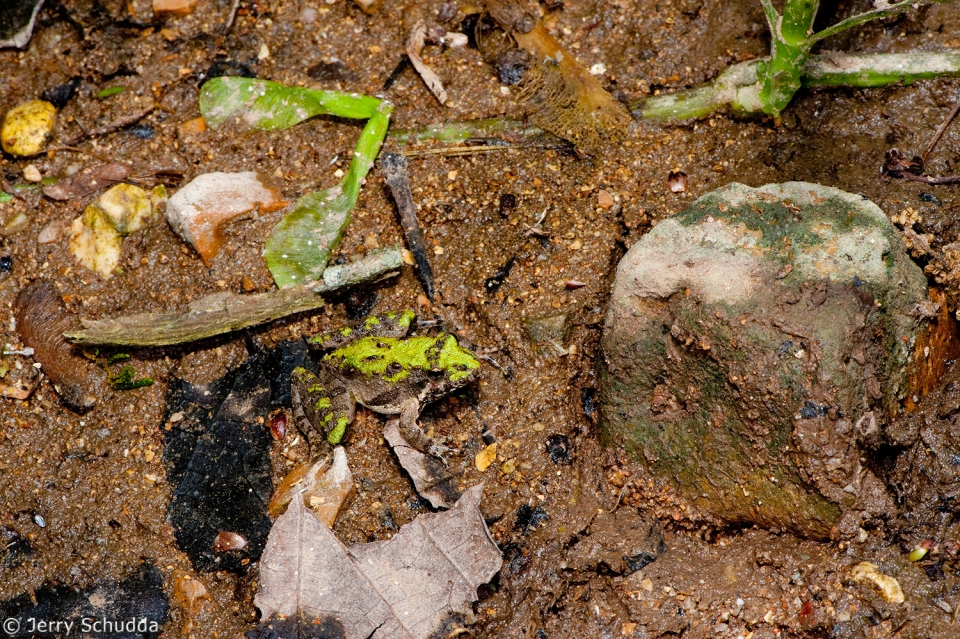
[1,0,960,637]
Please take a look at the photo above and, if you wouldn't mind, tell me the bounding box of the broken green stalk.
[198,77,394,288]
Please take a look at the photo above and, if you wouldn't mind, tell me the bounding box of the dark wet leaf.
[0,562,169,638]
[255,486,501,639]
[129,123,155,139]
[383,419,460,509]
[545,433,571,464]
[484,256,516,293]
[580,387,597,417]
[514,504,549,535]
[163,342,308,573]
[41,76,81,108]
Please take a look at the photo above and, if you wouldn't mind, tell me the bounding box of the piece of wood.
[66,247,403,346]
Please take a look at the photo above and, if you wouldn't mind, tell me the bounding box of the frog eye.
[386,362,404,375]
[427,368,444,378]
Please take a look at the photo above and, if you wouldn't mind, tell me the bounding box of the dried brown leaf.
[255,485,501,639]
[383,419,460,509]
[406,21,448,106]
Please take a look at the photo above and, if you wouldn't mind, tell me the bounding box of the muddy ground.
[1,0,960,637]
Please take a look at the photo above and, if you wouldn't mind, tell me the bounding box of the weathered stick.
[65,246,404,346]
[380,153,436,301]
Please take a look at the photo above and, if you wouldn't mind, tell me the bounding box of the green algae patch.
[600,182,929,539]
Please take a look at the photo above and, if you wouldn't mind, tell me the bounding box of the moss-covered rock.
[600,182,939,539]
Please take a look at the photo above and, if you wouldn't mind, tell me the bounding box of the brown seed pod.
[15,280,103,411]
[213,530,247,552]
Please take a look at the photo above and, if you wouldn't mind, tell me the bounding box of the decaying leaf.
[268,446,355,525]
[164,343,309,573]
[43,162,132,200]
[407,21,448,105]
[848,561,905,604]
[484,0,631,150]
[256,485,501,639]
[384,418,460,509]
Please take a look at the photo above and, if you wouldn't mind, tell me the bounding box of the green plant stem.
[758,0,819,116]
[640,51,960,121]
[393,51,960,135]
[389,118,543,144]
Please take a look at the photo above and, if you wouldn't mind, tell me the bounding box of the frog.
[290,310,480,462]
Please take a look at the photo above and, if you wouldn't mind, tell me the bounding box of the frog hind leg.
[291,367,355,454]
[398,397,451,465]
[309,310,417,351]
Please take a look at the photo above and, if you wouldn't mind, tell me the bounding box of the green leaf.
[109,365,153,390]
[199,76,382,131]
[97,86,126,99]
[264,101,393,288]
[0,193,11,203]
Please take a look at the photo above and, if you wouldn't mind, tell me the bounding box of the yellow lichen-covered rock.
[68,206,123,278]
[2,100,56,156]
[96,183,164,235]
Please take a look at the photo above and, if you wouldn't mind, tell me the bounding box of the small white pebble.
[258,43,270,60]
[589,62,607,76]
[23,165,42,182]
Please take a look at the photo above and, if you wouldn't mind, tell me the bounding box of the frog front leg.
[398,397,451,463]
[291,367,355,456]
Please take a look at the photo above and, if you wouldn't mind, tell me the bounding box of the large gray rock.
[600,182,942,539]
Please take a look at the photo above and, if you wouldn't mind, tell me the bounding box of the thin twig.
[400,145,516,158]
[921,98,960,163]
[380,153,437,301]
[894,172,960,185]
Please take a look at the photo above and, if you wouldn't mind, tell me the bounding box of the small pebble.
[475,442,497,471]
[22,165,42,182]
[258,43,270,60]
[300,6,318,22]
[0,256,12,272]
[2,100,56,156]
[667,170,688,193]
[153,0,198,17]
[597,189,615,209]
[213,530,247,552]
[242,276,256,292]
